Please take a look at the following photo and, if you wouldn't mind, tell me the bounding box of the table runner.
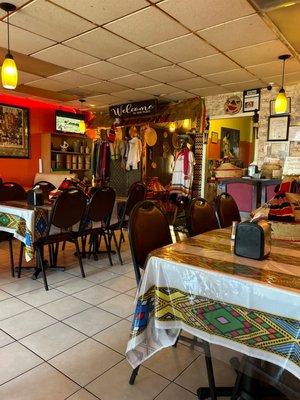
[126,228,300,379]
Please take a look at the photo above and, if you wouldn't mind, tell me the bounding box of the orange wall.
[0,94,74,187]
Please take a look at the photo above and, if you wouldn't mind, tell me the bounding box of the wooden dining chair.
[18,189,88,290]
[109,182,147,265]
[187,198,219,236]
[32,181,55,200]
[0,182,27,201]
[215,192,241,228]
[0,231,14,277]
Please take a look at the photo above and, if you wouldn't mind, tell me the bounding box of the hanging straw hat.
[144,126,157,147]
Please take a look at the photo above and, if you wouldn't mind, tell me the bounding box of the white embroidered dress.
[170,150,195,197]
[126,137,142,170]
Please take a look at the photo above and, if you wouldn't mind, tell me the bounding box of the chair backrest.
[123,182,147,220]
[187,198,219,236]
[0,182,27,201]
[48,189,87,232]
[88,186,116,226]
[215,192,241,228]
[128,200,172,283]
[32,181,56,199]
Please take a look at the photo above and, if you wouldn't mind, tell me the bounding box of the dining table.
[126,227,300,399]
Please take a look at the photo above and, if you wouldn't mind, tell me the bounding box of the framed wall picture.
[268,115,290,141]
[220,127,240,159]
[243,88,261,112]
[0,104,29,158]
[211,131,218,144]
[270,97,291,115]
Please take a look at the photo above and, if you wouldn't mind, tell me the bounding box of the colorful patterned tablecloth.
[126,228,300,379]
[0,201,49,261]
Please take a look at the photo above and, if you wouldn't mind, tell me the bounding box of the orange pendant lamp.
[275,54,290,114]
[0,3,18,90]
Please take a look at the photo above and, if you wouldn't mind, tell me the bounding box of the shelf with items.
[41,132,93,179]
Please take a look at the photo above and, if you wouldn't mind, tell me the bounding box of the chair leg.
[36,246,48,291]
[18,243,24,278]
[202,341,217,400]
[74,238,85,278]
[103,232,113,266]
[8,239,15,277]
[112,230,123,265]
[81,236,87,258]
[129,366,140,385]
[62,241,66,251]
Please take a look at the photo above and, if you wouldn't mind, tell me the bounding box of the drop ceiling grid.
[0,0,299,105]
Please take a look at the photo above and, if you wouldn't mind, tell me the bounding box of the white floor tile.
[101,275,136,293]
[86,359,169,400]
[39,296,91,320]
[0,290,11,301]
[84,269,119,284]
[63,307,120,336]
[93,319,132,355]
[0,308,56,340]
[18,287,66,307]
[73,285,119,305]
[50,338,123,386]
[0,298,32,321]
[1,279,43,296]
[20,322,86,360]
[98,293,135,317]
[67,389,99,400]
[52,277,95,294]
[0,342,42,384]
[0,363,79,400]
[0,329,15,347]
[155,383,197,400]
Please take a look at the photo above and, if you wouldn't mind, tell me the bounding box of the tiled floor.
[0,234,236,400]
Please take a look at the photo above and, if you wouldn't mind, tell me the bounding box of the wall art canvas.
[0,104,29,158]
[220,127,240,159]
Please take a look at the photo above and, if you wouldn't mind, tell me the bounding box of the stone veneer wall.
[205,83,300,167]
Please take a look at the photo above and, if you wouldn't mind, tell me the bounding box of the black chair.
[187,198,219,237]
[32,181,55,200]
[128,200,172,284]
[0,182,27,201]
[109,182,147,264]
[18,189,87,290]
[215,192,241,228]
[83,187,116,264]
[0,232,14,277]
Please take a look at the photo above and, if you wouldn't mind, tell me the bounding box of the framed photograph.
[270,97,291,115]
[0,104,29,158]
[211,131,218,144]
[243,88,261,112]
[268,115,290,141]
[220,127,240,158]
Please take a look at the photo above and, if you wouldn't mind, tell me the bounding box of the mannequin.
[126,128,142,170]
[170,135,195,201]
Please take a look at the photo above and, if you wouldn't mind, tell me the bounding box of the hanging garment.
[170,148,195,197]
[126,137,142,170]
[92,141,111,180]
[109,139,125,161]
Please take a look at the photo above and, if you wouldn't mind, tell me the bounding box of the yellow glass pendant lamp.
[0,3,18,90]
[79,99,86,134]
[275,54,291,114]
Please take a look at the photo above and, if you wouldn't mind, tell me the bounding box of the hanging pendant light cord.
[7,11,10,54]
[281,58,285,89]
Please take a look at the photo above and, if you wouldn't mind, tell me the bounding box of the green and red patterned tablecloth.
[126,228,300,380]
[0,201,49,261]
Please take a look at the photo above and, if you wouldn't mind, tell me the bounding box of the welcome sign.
[109,99,157,118]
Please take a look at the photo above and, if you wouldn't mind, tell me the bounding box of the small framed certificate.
[267,115,290,141]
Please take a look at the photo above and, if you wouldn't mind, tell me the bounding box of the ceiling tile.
[226,40,291,67]
[221,79,265,92]
[190,86,229,96]
[171,76,214,90]
[60,87,98,98]
[25,78,77,91]
[109,49,170,73]
[199,15,276,52]
[110,89,153,101]
[9,0,95,41]
[76,61,132,80]
[32,45,99,69]
[104,6,188,47]
[18,71,44,85]
[203,68,255,84]
[164,91,195,101]
[141,83,178,96]
[64,28,139,59]
[247,59,300,78]
[266,72,300,86]
[110,74,159,89]
[85,94,124,105]
[158,0,254,31]
[142,65,195,82]
[51,0,148,25]
[79,81,128,94]
[147,34,217,64]
[0,22,54,55]
[180,54,238,75]
[48,71,99,86]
